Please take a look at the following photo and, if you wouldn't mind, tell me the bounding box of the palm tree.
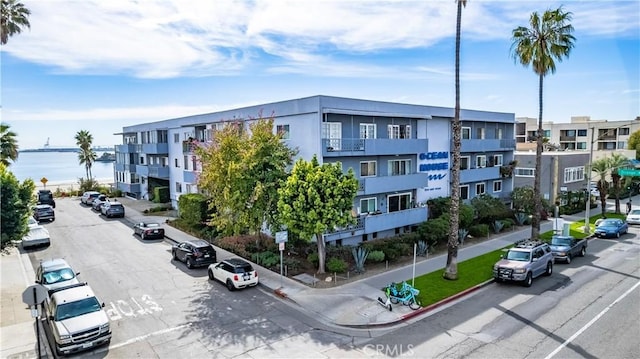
[75,130,95,180]
[511,7,575,239]
[444,0,467,281]
[591,158,609,218]
[1,0,31,45]
[609,153,629,213]
[0,123,19,166]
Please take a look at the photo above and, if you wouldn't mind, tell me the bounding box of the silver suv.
[493,239,554,287]
[36,258,80,292]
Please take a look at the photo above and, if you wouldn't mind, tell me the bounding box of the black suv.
[37,190,56,208]
[171,240,217,269]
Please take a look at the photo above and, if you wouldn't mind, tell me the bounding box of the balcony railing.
[115,144,137,153]
[459,139,516,152]
[559,136,577,142]
[358,173,428,195]
[148,165,170,179]
[322,138,428,157]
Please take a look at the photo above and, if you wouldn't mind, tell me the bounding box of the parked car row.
[80,191,125,218]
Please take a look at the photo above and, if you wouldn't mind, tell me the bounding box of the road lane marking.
[544,280,640,359]
[92,323,192,354]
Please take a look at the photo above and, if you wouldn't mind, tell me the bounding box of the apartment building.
[114,95,515,245]
[516,116,639,161]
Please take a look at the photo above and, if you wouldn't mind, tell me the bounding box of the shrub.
[501,218,515,230]
[307,252,319,267]
[469,224,490,238]
[251,251,280,268]
[367,250,385,262]
[327,257,348,273]
[326,245,352,262]
[491,220,504,234]
[283,257,302,274]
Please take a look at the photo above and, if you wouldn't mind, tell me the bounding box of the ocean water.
[10,151,115,184]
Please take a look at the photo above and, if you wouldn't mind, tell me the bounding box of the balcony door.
[322,122,342,150]
[388,192,412,213]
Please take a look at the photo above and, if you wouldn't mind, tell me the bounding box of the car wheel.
[523,272,533,287]
[186,258,193,269]
[226,279,235,291]
[208,270,215,281]
[565,255,571,264]
[580,247,586,257]
[545,262,553,276]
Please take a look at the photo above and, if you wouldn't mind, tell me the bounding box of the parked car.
[101,200,125,218]
[626,209,640,225]
[81,191,101,205]
[549,235,588,264]
[37,189,56,208]
[22,225,51,249]
[208,258,259,291]
[28,216,39,229]
[133,222,165,240]
[171,240,217,269]
[91,195,108,211]
[493,239,553,287]
[594,218,628,238]
[33,204,55,223]
[35,258,80,292]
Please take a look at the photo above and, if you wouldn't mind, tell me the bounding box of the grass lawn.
[407,211,627,307]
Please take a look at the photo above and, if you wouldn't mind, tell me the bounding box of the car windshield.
[598,220,619,227]
[43,268,76,284]
[506,250,530,262]
[551,237,572,246]
[630,210,640,215]
[54,297,102,321]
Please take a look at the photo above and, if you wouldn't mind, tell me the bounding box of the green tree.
[470,194,510,224]
[277,155,358,274]
[75,130,96,180]
[0,123,19,166]
[511,6,575,239]
[628,129,640,160]
[1,163,35,249]
[511,186,536,214]
[1,0,31,45]
[608,152,629,214]
[590,158,609,218]
[197,118,296,237]
[445,0,467,281]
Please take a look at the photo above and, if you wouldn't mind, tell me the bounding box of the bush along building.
[115,95,515,246]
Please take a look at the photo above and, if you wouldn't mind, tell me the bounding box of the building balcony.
[148,165,170,179]
[322,138,428,157]
[140,143,169,154]
[460,166,500,183]
[559,135,577,142]
[183,170,198,183]
[358,173,428,195]
[459,139,515,152]
[116,182,141,194]
[324,206,428,242]
[182,141,200,153]
[114,163,136,173]
[115,144,137,153]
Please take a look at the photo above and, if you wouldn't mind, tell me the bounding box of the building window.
[192,156,198,171]
[476,155,486,168]
[388,124,411,139]
[175,182,182,193]
[496,128,503,140]
[186,184,192,193]
[544,130,551,138]
[389,159,411,176]
[184,155,189,170]
[577,142,587,149]
[173,133,180,143]
[388,193,411,212]
[360,123,376,139]
[620,128,630,135]
[476,183,486,195]
[140,156,145,165]
[460,185,469,200]
[477,127,485,140]
[578,129,587,136]
[493,180,502,193]
[493,154,503,166]
[564,166,585,183]
[360,161,377,177]
[174,158,180,168]
[461,156,470,170]
[515,167,535,177]
[360,198,376,214]
[276,124,290,139]
[618,141,627,149]
[322,122,342,150]
[462,127,471,140]
[566,129,576,137]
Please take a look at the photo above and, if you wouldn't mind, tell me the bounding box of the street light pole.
[584,127,595,234]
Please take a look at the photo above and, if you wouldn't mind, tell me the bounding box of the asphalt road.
[26,198,639,358]
[345,225,640,358]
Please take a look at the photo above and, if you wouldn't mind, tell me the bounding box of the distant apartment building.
[115,95,515,246]
[516,116,639,161]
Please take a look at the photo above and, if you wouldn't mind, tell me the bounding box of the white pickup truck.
[45,283,111,356]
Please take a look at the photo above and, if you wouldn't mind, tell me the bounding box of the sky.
[1,0,638,150]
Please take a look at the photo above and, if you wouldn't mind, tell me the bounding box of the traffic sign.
[618,168,640,176]
[22,284,48,306]
[275,231,288,243]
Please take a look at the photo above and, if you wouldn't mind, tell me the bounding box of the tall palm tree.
[609,152,629,214]
[1,0,31,45]
[591,158,609,218]
[511,7,575,239]
[444,0,467,281]
[75,130,95,180]
[0,123,19,166]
